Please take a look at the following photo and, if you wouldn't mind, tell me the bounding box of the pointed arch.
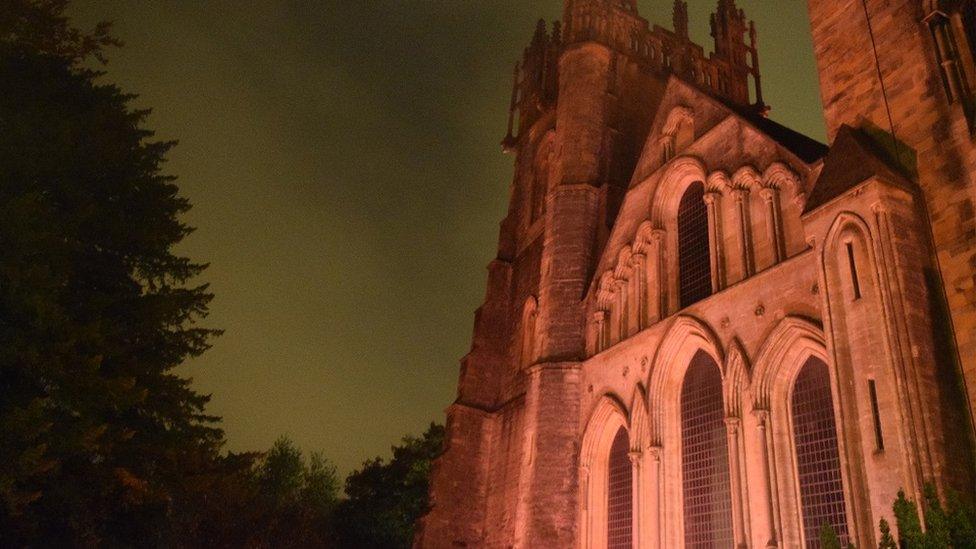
[723,338,751,418]
[752,315,828,410]
[580,393,631,549]
[647,315,724,444]
[649,155,708,225]
[629,384,650,452]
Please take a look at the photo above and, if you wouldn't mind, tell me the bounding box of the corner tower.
[807,0,976,485]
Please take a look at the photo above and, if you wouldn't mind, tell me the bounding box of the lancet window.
[791,357,849,548]
[680,351,734,548]
[678,182,712,308]
[607,428,633,549]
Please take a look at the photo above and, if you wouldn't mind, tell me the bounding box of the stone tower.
[417,1,762,547]
[417,0,976,547]
[807,0,976,439]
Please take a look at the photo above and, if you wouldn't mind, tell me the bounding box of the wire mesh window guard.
[678,182,712,308]
[607,428,633,549]
[792,357,850,548]
[681,350,734,548]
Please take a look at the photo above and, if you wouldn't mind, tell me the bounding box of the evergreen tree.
[893,490,926,549]
[923,484,952,548]
[820,524,842,549]
[878,518,897,549]
[0,1,226,544]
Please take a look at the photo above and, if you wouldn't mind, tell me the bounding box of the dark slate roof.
[803,124,916,214]
[740,111,830,164]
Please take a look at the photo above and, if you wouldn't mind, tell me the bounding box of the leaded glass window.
[681,350,734,548]
[607,428,633,549]
[678,182,712,308]
[792,357,849,548]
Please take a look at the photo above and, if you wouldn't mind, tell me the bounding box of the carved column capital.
[753,408,770,428]
[759,185,778,203]
[703,190,722,206]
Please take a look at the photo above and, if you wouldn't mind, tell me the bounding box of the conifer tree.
[878,518,897,549]
[0,1,228,544]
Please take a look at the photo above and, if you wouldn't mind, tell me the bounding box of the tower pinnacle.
[673,0,689,39]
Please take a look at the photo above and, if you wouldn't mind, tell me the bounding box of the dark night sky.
[69,0,825,475]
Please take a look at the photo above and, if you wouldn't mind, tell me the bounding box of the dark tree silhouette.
[0,1,229,545]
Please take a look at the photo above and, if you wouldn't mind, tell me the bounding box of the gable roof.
[803,125,915,214]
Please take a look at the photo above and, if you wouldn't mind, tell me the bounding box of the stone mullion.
[733,188,755,277]
[704,190,726,291]
[760,186,786,263]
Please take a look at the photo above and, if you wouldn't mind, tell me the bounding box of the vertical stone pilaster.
[732,187,755,277]
[753,409,779,549]
[648,446,664,549]
[760,186,785,264]
[725,417,748,548]
[704,190,727,291]
[630,253,647,332]
[629,450,643,548]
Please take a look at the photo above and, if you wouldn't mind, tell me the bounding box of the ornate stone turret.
[710,0,766,112]
[503,19,561,152]
[673,0,689,41]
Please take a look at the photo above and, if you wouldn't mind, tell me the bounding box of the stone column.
[615,277,629,341]
[629,253,646,333]
[725,417,748,548]
[593,311,607,354]
[732,187,755,277]
[629,450,643,548]
[649,229,668,320]
[648,445,664,549]
[704,190,726,291]
[760,186,785,264]
[753,409,779,548]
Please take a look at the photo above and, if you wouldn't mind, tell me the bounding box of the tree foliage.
[0,2,445,547]
[334,423,445,548]
[0,1,229,545]
[888,485,976,549]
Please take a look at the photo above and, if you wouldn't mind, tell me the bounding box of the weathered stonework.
[416,1,976,547]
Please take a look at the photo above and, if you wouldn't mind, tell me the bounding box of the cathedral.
[417,0,976,547]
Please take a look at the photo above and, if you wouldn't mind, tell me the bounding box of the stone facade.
[417,1,976,547]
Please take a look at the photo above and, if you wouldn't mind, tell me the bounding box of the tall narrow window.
[607,428,633,549]
[792,357,849,548]
[681,350,733,548]
[845,242,861,300]
[678,182,712,308]
[868,379,885,452]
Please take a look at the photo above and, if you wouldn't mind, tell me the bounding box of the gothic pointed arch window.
[680,350,733,548]
[607,427,633,549]
[792,356,849,548]
[678,181,712,308]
